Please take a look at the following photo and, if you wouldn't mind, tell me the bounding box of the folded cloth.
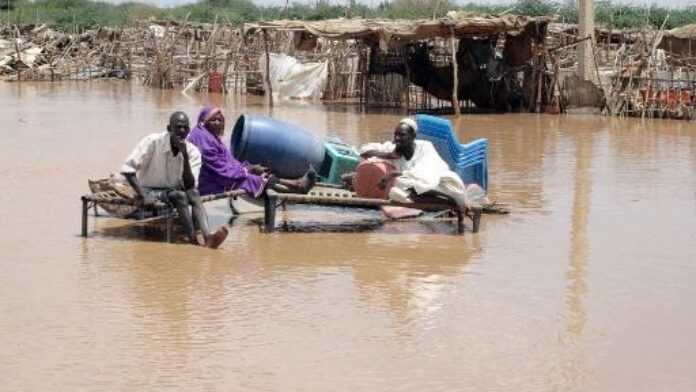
[380,206,423,220]
[88,175,139,218]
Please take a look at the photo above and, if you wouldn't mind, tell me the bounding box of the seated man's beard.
[395,143,411,155]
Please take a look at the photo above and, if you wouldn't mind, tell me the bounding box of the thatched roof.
[665,24,696,40]
[245,13,550,48]
[658,24,696,57]
[548,22,647,37]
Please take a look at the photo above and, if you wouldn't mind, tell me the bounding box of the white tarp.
[0,42,42,69]
[0,39,14,58]
[259,53,328,100]
[19,47,43,66]
[148,25,166,38]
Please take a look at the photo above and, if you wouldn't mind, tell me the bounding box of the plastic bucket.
[353,160,397,200]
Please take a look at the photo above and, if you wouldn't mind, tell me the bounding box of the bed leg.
[456,208,464,234]
[81,198,89,237]
[166,211,174,243]
[472,208,482,233]
[264,194,277,233]
[229,197,238,216]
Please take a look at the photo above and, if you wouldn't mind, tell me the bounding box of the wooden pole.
[404,48,411,112]
[590,39,608,114]
[262,29,273,107]
[450,30,460,116]
[363,46,370,110]
[13,31,21,82]
[432,0,442,20]
[577,0,595,82]
[221,30,236,95]
[689,37,692,58]
[127,47,132,80]
[535,47,543,113]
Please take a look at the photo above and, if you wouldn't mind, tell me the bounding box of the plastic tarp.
[0,43,42,69]
[0,39,14,58]
[259,53,328,99]
[148,25,166,38]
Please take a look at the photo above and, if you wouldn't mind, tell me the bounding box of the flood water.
[1,81,695,391]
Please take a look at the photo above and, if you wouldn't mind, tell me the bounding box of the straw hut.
[245,13,551,114]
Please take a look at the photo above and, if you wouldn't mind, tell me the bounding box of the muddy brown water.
[1,81,695,391]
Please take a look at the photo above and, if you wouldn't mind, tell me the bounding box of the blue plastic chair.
[415,114,489,190]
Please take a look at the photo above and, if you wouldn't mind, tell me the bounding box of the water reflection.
[248,225,480,328]
[565,129,592,338]
[452,114,555,210]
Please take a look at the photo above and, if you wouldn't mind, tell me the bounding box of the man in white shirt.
[121,111,228,248]
[358,118,471,211]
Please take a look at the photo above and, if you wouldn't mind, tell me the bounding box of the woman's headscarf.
[196,106,223,129]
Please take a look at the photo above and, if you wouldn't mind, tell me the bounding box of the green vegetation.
[1,0,696,31]
[0,0,16,10]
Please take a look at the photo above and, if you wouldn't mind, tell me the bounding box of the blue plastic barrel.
[230,114,326,179]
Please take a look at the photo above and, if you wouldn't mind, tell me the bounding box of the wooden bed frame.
[80,187,483,240]
[80,189,246,242]
[261,189,482,234]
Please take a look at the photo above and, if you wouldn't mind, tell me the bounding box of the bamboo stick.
[450,31,460,116]
[535,43,543,113]
[590,39,609,114]
[262,29,273,107]
[404,48,411,112]
[13,32,21,82]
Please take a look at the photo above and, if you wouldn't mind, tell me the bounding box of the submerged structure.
[1,14,552,114]
[7,15,696,120]
[246,14,551,113]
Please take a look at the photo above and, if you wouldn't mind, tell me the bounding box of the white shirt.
[121,132,202,189]
[359,139,465,202]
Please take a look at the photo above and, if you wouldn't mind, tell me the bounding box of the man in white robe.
[359,118,473,210]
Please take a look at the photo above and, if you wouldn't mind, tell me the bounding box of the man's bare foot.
[189,235,201,246]
[204,226,229,249]
[340,172,355,190]
[296,169,317,194]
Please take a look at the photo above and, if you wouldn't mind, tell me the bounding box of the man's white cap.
[399,118,418,133]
